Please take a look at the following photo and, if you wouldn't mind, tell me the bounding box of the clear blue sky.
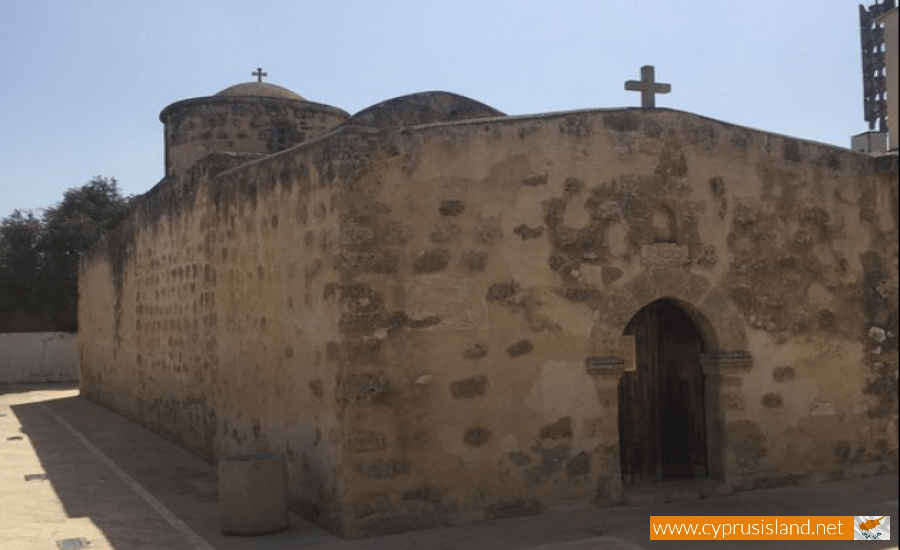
[0,0,869,219]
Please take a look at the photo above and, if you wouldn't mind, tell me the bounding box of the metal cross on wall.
[625,65,671,108]
[252,67,268,83]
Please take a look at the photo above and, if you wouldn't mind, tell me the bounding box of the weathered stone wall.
[325,108,898,535]
[80,148,349,525]
[160,97,348,178]
[80,104,898,538]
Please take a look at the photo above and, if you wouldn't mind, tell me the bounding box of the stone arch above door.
[587,267,750,363]
[583,267,754,485]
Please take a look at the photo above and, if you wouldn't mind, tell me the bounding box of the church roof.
[346,91,506,129]
[215,82,305,101]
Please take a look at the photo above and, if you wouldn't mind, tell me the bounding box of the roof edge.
[159,95,349,123]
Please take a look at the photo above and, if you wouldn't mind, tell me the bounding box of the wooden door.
[618,300,707,484]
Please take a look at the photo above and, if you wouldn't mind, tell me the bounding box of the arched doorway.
[618,299,708,484]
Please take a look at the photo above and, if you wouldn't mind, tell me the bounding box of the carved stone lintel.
[700,350,753,376]
[641,243,690,268]
[586,356,627,377]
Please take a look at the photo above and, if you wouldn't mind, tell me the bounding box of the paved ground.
[1,383,896,550]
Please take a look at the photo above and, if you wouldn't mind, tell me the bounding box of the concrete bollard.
[218,453,288,536]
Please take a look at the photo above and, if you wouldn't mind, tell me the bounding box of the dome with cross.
[215,68,305,100]
[215,81,305,101]
[159,68,349,177]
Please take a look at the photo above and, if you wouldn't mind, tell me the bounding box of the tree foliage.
[0,176,131,332]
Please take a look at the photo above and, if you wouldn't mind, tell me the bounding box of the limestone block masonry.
[80,86,899,538]
[159,82,349,178]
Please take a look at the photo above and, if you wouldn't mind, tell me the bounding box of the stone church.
[79,69,898,536]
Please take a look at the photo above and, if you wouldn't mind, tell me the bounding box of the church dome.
[215,82,305,101]
[159,78,349,177]
[346,91,505,129]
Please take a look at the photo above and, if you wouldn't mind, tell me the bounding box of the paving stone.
[56,538,91,550]
[2,384,897,550]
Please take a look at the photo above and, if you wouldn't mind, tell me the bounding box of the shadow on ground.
[6,387,344,550]
[10,390,218,549]
[4,385,899,550]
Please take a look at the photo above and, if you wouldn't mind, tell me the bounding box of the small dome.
[215,82,305,101]
[346,91,505,129]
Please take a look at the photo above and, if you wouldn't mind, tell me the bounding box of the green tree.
[0,210,47,325]
[41,176,131,325]
[0,176,130,331]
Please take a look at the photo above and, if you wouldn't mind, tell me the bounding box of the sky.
[0,0,871,220]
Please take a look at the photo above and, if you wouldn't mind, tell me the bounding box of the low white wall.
[0,332,78,384]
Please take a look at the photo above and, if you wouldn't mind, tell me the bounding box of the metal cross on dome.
[625,65,671,108]
[252,67,268,83]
